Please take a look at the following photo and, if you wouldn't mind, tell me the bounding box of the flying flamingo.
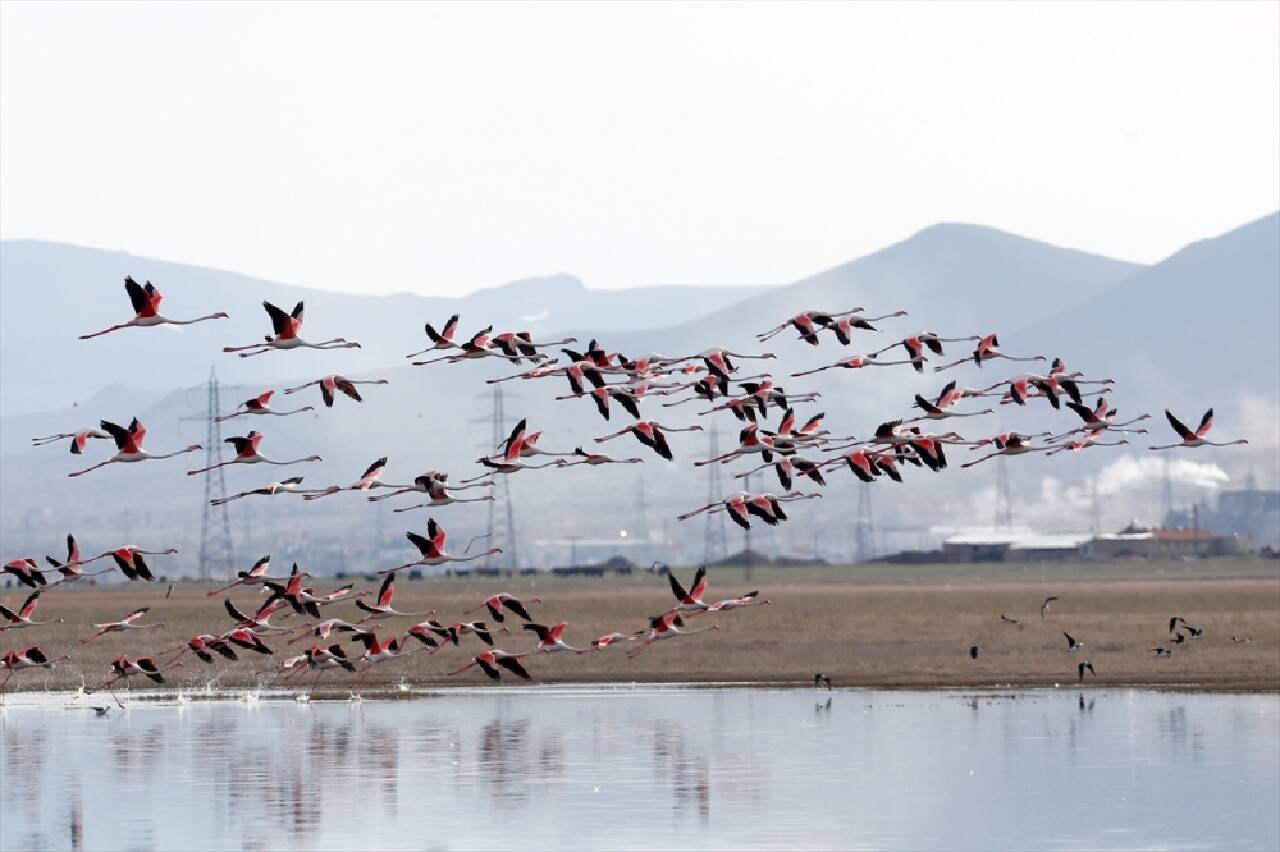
[447,649,532,681]
[0,592,62,631]
[3,559,48,589]
[687,348,777,381]
[665,566,709,614]
[261,564,321,618]
[79,276,228,339]
[1046,435,1130,456]
[524,622,584,653]
[216,390,314,422]
[68,418,201,477]
[757,308,867,343]
[464,593,542,623]
[390,480,496,512]
[871,332,981,373]
[159,634,240,665]
[31,428,112,454]
[210,475,327,505]
[295,644,357,692]
[80,607,166,643]
[380,519,504,573]
[349,632,412,687]
[366,469,448,502]
[223,301,361,357]
[694,423,794,467]
[355,575,435,620]
[223,597,298,636]
[187,431,321,475]
[490,331,578,361]
[90,545,177,582]
[1,646,71,692]
[961,433,1055,468]
[578,632,641,652]
[678,493,753,530]
[405,314,461,358]
[281,374,389,408]
[1150,409,1249,450]
[595,420,704,462]
[554,447,645,467]
[305,457,390,501]
[789,353,919,377]
[933,335,1046,371]
[205,555,286,596]
[485,359,567,384]
[733,455,827,490]
[826,311,909,345]
[704,590,771,612]
[625,613,719,658]
[288,618,365,645]
[463,419,563,480]
[411,326,503,365]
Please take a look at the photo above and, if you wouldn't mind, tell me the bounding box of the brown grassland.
[3,559,1278,695]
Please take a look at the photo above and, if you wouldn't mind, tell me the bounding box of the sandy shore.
[3,563,1277,694]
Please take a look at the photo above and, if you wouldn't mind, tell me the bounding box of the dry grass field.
[2,561,1277,695]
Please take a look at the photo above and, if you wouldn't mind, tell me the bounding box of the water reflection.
[1,688,1277,851]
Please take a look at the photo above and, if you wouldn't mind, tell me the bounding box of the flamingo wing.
[376,574,395,608]
[1195,408,1214,438]
[262,301,292,336]
[503,419,528,462]
[99,420,133,451]
[334,377,363,402]
[122,607,150,623]
[124,276,150,315]
[495,656,532,679]
[427,517,447,553]
[1165,410,1195,441]
[689,566,707,600]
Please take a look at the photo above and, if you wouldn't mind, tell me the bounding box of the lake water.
[2,686,1277,851]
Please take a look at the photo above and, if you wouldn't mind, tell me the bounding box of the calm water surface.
[2,687,1277,851]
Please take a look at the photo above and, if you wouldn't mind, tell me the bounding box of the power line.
[190,367,235,581]
[702,425,728,565]
[471,386,518,572]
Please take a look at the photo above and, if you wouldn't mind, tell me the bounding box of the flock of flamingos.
[1,277,1250,701]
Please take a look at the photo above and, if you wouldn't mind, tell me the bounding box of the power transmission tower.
[1160,459,1174,526]
[471,386,518,572]
[853,480,875,563]
[994,456,1013,530]
[195,367,235,581]
[702,426,728,565]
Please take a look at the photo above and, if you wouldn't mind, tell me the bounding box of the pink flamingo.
[1,646,71,692]
[79,607,165,643]
[211,475,327,505]
[596,420,703,462]
[216,390,314,422]
[31,428,112,454]
[186,430,321,475]
[1150,408,1249,450]
[223,300,361,357]
[625,613,719,658]
[79,277,228,339]
[304,457,390,501]
[205,555,285,596]
[447,649,532,681]
[281,374,389,408]
[68,418,201,477]
[0,592,62,631]
[790,353,918,377]
[380,519,504,573]
[405,314,461,358]
[464,593,542,623]
[524,622,583,653]
[355,575,435,621]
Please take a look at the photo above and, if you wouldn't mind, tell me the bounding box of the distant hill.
[0,240,766,415]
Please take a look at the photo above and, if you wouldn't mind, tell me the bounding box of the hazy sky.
[1,2,1277,297]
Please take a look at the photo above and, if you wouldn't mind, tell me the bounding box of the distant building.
[1091,521,1249,559]
[940,529,1091,563]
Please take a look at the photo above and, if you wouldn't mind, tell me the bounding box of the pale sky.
[1,1,1277,297]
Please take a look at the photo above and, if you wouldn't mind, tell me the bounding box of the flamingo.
[579,632,641,652]
[305,457,390,501]
[210,475,326,505]
[734,455,827,491]
[1046,434,1130,456]
[4,559,48,588]
[826,311,909,345]
[380,519,503,573]
[933,343,1047,372]
[695,423,795,467]
[0,592,62,631]
[747,491,822,523]
[261,564,321,618]
[216,390,314,422]
[187,431,321,475]
[524,622,583,653]
[485,359,567,384]
[31,428,112,454]
[349,632,412,686]
[91,545,177,582]
[665,566,709,614]
[625,613,719,658]
[80,607,166,643]
[205,555,285,596]
[68,418,201,477]
[1,646,71,692]
[411,326,505,365]
[288,618,366,645]
[223,597,298,636]
[871,332,980,373]
[220,628,274,656]
[789,353,918,377]
[906,381,995,423]
[823,447,886,482]
[299,644,357,692]
[465,593,541,623]
[490,331,578,360]
[1150,408,1249,450]
[355,575,435,620]
[961,433,1054,468]
[281,374,389,408]
[390,482,496,512]
[405,314,461,358]
[368,470,477,502]
[79,276,228,339]
[554,447,645,467]
[704,590,770,613]
[677,493,753,530]
[757,308,867,343]
[160,634,240,665]
[464,419,564,480]
[447,649,532,681]
[223,301,361,357]
[596,420,703,462]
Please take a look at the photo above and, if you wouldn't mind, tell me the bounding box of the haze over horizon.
[2,2,1277,297]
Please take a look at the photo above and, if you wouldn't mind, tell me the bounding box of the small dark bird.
[1000,614,1021,625]
[813,673,832,690]
[1232,636,1252,643]
[1185,625,1204,639]
[165,583,175,599]
[969,645,981,659]
[1151,647,1173,657]
[1168,616,1186,633]
[1041,596,1059,618]
[91,706,110,716]
[1078,660,1095,681]
[1172,632,1187,645]
[1063,632,1083,652]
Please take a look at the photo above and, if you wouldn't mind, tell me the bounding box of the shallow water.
[1,686,1277,851]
